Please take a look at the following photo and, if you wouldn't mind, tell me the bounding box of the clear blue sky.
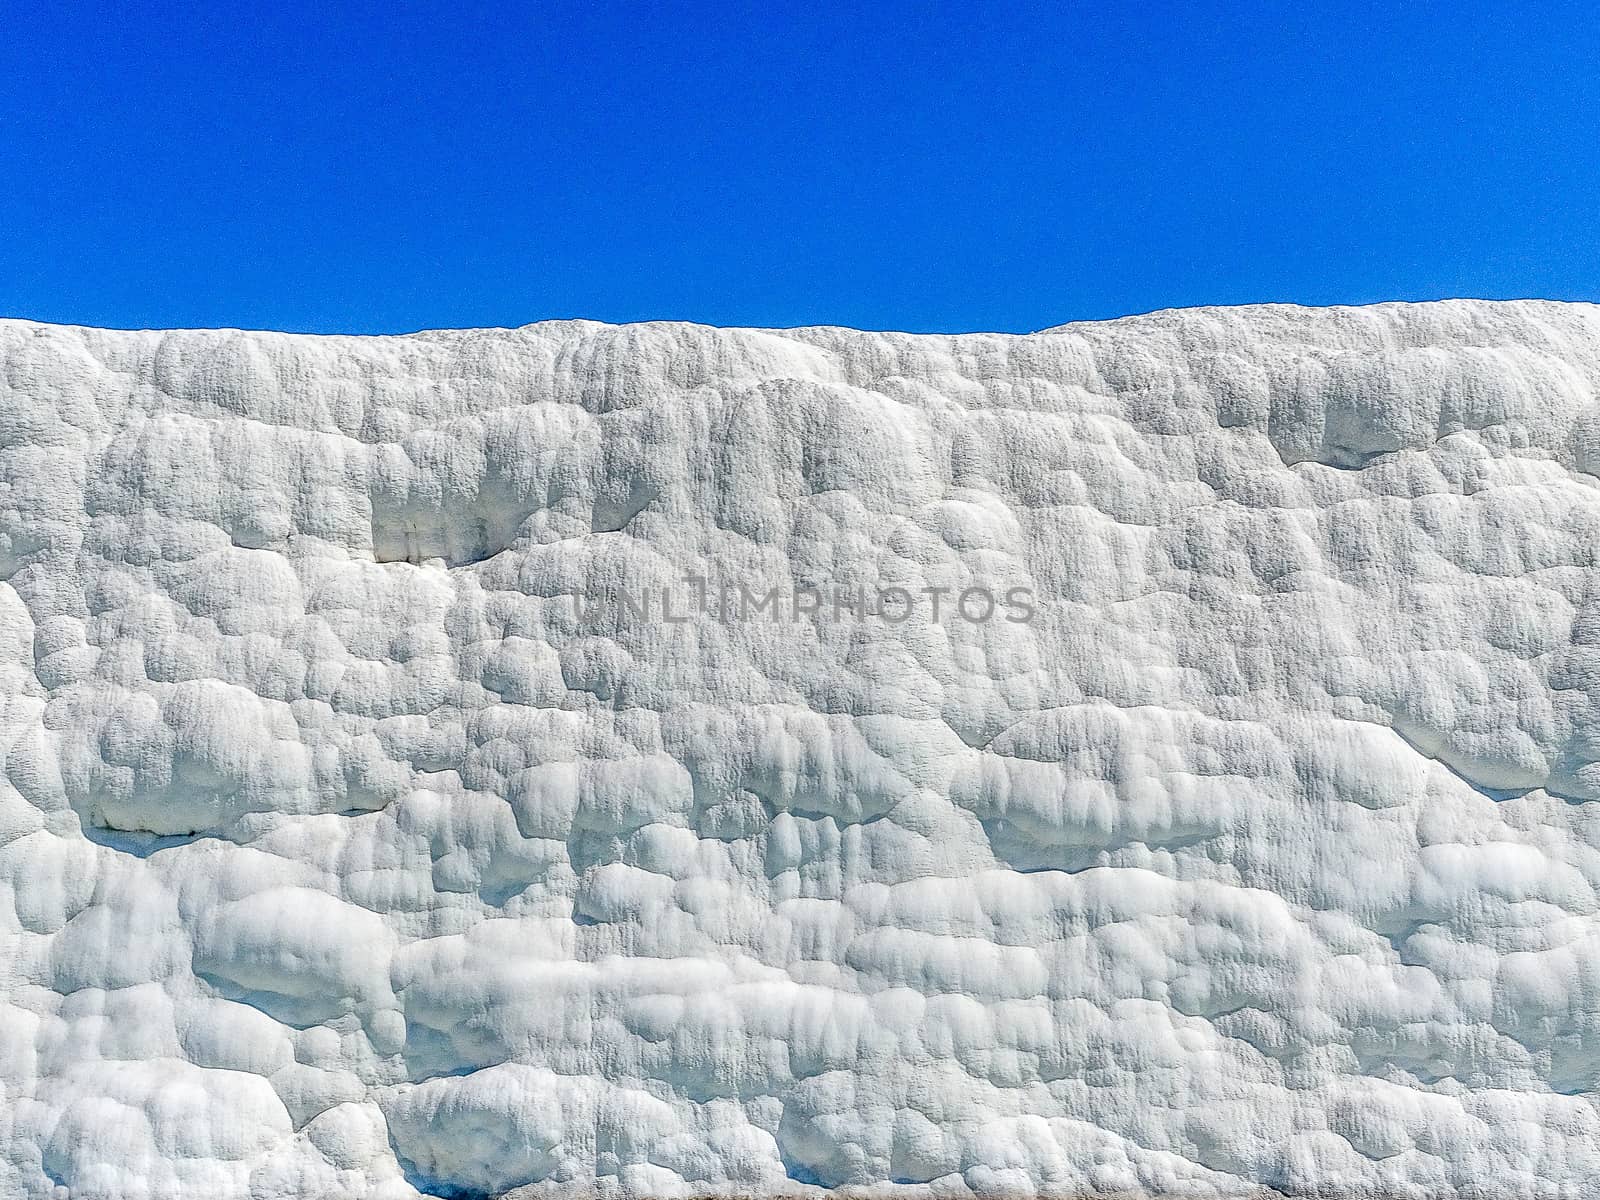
[3,2,1597,334]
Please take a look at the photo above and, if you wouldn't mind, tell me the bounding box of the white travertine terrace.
[2,301,1600,1198]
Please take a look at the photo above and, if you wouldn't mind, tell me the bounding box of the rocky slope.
[2,302,1599,1197]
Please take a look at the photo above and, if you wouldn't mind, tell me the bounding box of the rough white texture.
[2,301,1600,1198]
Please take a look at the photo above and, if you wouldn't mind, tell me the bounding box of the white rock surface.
[2,301,1600,1198]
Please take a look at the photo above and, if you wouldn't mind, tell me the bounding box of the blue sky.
[3,2,1597,334]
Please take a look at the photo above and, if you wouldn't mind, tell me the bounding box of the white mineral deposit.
[2,301,1598,1198]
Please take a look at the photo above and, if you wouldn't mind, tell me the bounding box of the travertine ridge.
[2,301,1599,1198]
